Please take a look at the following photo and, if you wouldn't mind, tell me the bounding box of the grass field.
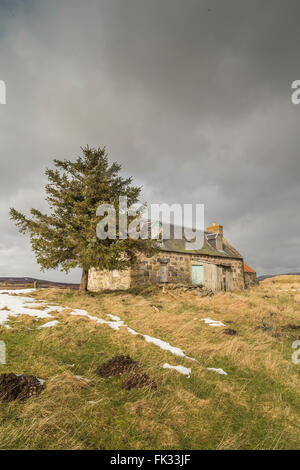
[0,276,299,450]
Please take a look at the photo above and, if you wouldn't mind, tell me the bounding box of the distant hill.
[258,273,300,281]
[0,277,79,289]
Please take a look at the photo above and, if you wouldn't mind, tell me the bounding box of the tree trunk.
[79,268,89,293]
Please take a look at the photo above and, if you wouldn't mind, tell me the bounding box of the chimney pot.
[206,223,223,237]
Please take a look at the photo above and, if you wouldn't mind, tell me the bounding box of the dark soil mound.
[0,373,45,402]
[97,355,138,378]
[122,373,157,391]
[223,328,238,335]
[287,324,300,330]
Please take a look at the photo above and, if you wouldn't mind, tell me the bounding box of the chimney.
[206,222,223,237]
[206,222,223,251]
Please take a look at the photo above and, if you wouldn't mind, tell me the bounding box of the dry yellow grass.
[0,275,299,449]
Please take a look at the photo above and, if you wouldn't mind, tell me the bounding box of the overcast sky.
[0,0,299,282]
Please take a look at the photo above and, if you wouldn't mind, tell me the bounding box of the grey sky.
[0,0,299,281]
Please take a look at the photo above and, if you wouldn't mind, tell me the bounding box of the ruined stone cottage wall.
[131,251,245,290]
[88,267,131,291]
[130,252,190,285]
[88,252,245,291]
[244,271,258,288]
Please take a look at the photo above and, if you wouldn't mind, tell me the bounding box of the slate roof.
[150,222,243,259]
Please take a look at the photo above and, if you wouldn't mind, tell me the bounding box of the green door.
[191,265,204,286]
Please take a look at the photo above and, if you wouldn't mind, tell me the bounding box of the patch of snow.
[142,334,186,357]
[200,317,225,327]
[75,375,90,382]
[127,327,139,335]
[126,328,197,362]
[107,314,121,321]
[0,289,36,294]
[0,291,58,326]
[163,363,191,376]
[108,320,125,331]
[185,356,196,361]
[207,367,228,375]
[38,320,59,329]
[71,308,91,316]
[69,310,125,331]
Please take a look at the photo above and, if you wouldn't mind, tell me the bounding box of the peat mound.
[122,372,157,391]
[97,355,138,378]
[287,324,300,330]
[0,373,45,402]
[223,328,238,335]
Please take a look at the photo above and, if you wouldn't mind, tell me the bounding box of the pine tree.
[10,146,158,292]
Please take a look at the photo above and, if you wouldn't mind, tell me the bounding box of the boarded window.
[191,265,204,286]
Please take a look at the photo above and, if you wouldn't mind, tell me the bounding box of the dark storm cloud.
[0,0,299,280]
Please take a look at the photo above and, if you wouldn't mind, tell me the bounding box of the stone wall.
[244,271,258,288]
[88,267,131,291]
[131,251,245,291]
[131,252,190,285]
[88,251,245,292]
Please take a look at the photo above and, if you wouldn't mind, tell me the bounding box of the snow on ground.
[0,289,36,295]
[281,289,299,292]
[38,320,60,328]
[107,314,121,321]
[207,367,228,375]
[0,289,228,378]
[163,363,191,376]
[69,310,125,331]
[75,375,90,382]
[0,290,63,325]
[143,334,186,357]
[127,327,139,335]
[200,317,226,327]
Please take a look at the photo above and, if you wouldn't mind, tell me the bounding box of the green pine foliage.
[10,146,158,290]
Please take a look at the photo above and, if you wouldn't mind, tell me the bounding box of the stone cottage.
[243,262,258,287]
[88,222,253,292]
